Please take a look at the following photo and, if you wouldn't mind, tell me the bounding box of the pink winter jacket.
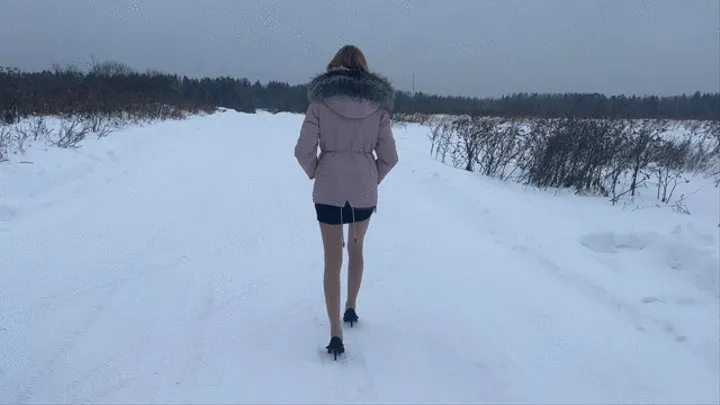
[294,68,399,209]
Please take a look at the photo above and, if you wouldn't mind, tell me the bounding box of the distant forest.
[1,61,718,124]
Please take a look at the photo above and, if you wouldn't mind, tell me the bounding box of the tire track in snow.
[0,220,176,320]
[13,277,122,404]
[7,254,190,404]
[182,278,215,386]
[423,170,695,344]
[60,254,279,403]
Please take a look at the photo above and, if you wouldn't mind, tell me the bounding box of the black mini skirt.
[315,201,375,225]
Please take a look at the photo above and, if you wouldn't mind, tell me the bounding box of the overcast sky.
[1,0,718,98]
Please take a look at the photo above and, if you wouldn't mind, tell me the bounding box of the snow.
[1,109,718,404]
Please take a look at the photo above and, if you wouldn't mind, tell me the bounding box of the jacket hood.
[307,68,395,119]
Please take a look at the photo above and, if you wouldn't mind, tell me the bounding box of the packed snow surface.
[1,110,718,404]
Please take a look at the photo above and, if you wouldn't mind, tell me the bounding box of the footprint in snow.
[580,231,651,254]
[640,296,666,304]
[641,295,698,307]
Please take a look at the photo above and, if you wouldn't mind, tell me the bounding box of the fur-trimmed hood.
[307,68,395,112]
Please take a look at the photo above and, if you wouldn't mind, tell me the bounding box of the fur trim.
[307,69,395,111]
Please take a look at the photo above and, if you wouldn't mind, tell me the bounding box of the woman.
[294,45,399,359]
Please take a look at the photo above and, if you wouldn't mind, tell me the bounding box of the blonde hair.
[326,45,369,72]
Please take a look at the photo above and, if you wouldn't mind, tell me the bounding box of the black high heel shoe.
[326,336,344,360]
[343,308,359,327]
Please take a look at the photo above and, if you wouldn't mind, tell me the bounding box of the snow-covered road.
[2,110,718,404]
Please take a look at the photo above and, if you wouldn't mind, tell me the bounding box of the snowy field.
[1,109,718,404]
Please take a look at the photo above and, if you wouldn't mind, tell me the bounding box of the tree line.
[1,61,718,125]
[1,60,718,204]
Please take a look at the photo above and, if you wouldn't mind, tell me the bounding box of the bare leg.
[346,218,371,310]
[320,222,344,339]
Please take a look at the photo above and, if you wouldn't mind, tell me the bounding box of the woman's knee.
[347,239,364,257]
[325,253,343,269]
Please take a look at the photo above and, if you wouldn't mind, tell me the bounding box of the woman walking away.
[294,45,399,360]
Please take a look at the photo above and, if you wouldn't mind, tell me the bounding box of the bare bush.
[651,139,690,203]
[426,115,530,179]
[471,117,524,179]
[525,118,630,195]
[704,120,720,186]
[428,115,718,208]
[428,116,455,162]
[0,125,11,161]
[80,112,116,139]
[55,117,89,148]
[451,115,487,172]
[13,117,52,151]
[626,120,668,196]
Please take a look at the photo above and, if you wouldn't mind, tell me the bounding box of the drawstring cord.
[339,205,358,248]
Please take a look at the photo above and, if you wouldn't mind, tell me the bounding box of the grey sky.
[1,0,718,98]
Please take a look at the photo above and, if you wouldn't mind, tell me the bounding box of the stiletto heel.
[326,336,345,360]
[343,308,359,327]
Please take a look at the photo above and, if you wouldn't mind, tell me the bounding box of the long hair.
[326,45,369,72]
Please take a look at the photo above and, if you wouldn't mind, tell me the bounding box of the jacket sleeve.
[375,110,399,184]
[294,103,320,179]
